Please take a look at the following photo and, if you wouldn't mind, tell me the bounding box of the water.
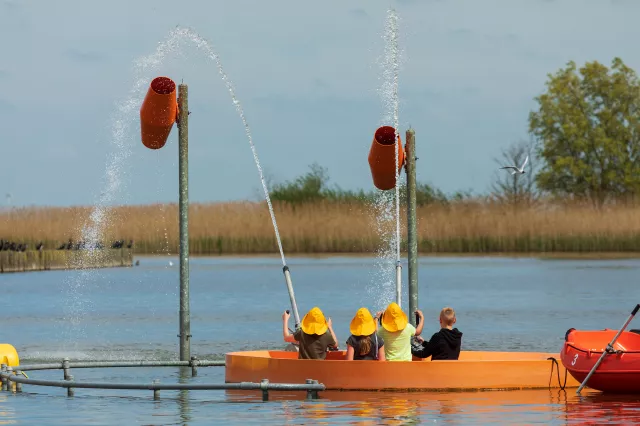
[370,9,404,311]
[3,255,640,423]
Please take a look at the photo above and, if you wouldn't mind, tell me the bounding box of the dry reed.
[2,201,640,254]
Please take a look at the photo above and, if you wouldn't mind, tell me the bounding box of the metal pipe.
[576,304,640,394]
[17,360,225,371]
[14,370,22,393]
[6,367,13,393]
[153,379,160,400]
[283,266,301,328]
[67,374,74,397]
[190,356,199,377]
[62,357,71,380]
[305,378,313,400]
[1,373,326,391]
[177,83,191,362]
[395,261,402,307]
[405,128,419,325]
[1,364,6,391]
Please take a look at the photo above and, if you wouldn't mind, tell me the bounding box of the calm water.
[2,255,640,424]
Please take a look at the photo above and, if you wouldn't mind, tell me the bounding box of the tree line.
[266,57,640,208]
[266,162,473,207]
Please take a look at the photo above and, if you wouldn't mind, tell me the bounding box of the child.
[376,302,424,361]
[345,307,385,361]
[411,306,463,360]
[282,307,338,360]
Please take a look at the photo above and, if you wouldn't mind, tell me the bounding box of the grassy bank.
[2,201,640,254]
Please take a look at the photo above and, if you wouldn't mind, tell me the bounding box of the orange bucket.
[368,126,405,190]
[140,76,178,150]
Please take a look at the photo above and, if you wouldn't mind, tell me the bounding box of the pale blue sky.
[1,0,639,206]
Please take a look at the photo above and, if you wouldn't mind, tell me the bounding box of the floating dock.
[0,249,133,273]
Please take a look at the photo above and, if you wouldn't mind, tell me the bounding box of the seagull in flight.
[500,155,528,175]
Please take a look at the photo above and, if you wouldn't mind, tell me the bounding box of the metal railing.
[0,357,324,401]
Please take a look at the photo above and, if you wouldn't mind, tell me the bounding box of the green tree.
[268,163,453,206]
[270,163,329,204]
[529,58,640,206]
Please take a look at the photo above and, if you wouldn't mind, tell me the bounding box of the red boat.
[561,328,640,393]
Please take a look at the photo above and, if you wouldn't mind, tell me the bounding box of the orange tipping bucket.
[140,76,178,150]
[368,126,405,190]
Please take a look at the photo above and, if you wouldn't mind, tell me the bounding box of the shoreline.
[134,252,640,260]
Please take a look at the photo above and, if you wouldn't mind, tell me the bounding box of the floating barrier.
[0,357,323,401]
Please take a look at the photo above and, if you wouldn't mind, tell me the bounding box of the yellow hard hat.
[381,302,408,332]
[349,307,376,336]
[300,307,328,335]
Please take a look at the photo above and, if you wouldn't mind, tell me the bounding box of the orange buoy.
[140,76,178,150]
[368,126,405,190]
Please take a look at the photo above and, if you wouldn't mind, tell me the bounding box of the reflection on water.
[220,389,640,425]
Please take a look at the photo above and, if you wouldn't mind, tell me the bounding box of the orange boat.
[225,350,579,391]
[561,328,640,393]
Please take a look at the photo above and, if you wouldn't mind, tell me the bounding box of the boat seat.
[630,329,640,335]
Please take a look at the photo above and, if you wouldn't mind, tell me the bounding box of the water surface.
[1,255,639,424]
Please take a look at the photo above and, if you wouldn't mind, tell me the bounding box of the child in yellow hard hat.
[345,307,385,361]
[282,307,338,360]
[375,302,424,361]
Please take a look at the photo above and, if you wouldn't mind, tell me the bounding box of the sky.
[1,0,640,207]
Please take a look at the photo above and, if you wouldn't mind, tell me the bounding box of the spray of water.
[61,30,189,347]
[369,9,404,311]
[388,10,402,264]
[153,153,174,263]
[173,27,288,267]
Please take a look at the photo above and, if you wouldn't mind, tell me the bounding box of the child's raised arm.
[415,309,425,336]
[282,311,297,343]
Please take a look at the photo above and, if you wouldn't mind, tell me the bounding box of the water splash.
[386,9,401,263]
[369,9,404,311]
[153,153,174,261]
[173,27,287,267]
[61,30,187,346]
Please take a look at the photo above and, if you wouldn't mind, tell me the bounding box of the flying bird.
[500,155,528,175]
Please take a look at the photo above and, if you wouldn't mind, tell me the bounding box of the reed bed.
[2,201,640,254]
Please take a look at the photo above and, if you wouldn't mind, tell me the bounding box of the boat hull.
[225,350,579,391]
[561,329,640,393]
